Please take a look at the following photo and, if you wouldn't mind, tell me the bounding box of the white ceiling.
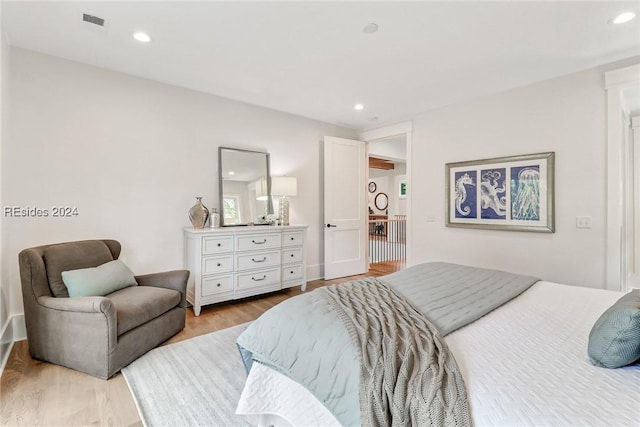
[3,1,640,129]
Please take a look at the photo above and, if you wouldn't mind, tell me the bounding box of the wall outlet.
[576,216,592,229]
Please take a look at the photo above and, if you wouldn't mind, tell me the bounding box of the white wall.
[409,57,640,289]
[369,176,388,215]
[369,138,406,161]
[369,164,407,217]
[393,174,407,216]
[0,1,12,367]
[4,48,356,316]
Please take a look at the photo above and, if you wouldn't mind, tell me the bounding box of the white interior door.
[323,136,367,280]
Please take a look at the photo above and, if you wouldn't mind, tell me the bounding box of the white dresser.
[183,225,308,316]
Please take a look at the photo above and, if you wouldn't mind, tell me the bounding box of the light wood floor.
[0,261,402,427]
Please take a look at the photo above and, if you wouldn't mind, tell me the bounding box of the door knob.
[326,224,337,228]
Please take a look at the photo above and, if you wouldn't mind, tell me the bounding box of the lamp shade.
[271,176,297,197]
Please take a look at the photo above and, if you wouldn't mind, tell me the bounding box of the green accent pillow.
[62,260,138,297]
[588,290,640,368]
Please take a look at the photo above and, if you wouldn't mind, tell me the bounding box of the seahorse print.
[454,172,476,218]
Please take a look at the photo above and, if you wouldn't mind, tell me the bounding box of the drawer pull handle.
[252,239,267,244]
[290,270,294,274]
[217,283,221,287]
[290,237,295,241]
[217,243,222,247]
[252,257,267,263]
[217,263,221,267]
[251,275,267,281]
[290,254,295,258]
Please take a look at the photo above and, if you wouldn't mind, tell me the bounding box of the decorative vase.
[188,197,209,229]
[209,208,220,228]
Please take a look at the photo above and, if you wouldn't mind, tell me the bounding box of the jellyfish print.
[480,168,507,219]
[511,166,540,221]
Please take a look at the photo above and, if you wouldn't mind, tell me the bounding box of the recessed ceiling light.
[362,23,379,34]
[354,104,364,111]
[611,11,636,24]
[133,31,152,43]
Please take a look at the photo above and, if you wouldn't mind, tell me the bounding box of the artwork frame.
[399,180,407,198]
[445,152,555,233]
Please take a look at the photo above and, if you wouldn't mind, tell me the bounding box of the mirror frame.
[218,146,273,226]
[375,192,389,211]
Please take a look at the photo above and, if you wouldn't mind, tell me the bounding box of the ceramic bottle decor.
[188,197,209,229]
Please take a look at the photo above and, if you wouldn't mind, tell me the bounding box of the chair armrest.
[35,295,118,354]
[38,295,114,314]
[135,270,189,308]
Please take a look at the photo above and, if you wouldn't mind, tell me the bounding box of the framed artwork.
[445,152,555,232]
[399,180,407,198]
[368,181,377,193]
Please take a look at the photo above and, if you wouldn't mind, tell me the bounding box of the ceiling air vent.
[83,13,105,27]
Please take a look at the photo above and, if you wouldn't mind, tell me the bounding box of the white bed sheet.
[236,281,640,426]
[236,362,341,427]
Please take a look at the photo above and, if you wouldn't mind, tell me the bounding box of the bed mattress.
[236,281,640,426]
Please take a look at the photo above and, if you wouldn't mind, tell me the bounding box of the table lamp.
[271,176,297,226]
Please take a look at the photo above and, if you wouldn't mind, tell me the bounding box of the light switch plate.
[576,216,592,229]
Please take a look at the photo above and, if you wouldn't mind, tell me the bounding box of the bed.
[235,263,640,426]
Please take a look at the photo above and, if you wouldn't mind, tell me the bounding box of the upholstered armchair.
[19,239,189,379]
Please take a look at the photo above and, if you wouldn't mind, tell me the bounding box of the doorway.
[360,121,413,274]
[606,65,640,292]
[367,135,407,273]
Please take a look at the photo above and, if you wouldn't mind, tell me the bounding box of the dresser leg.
[193,306,201,316]
[301,282,307,292]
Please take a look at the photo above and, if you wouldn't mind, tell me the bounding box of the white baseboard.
[1,318,14,374]
[12,313,26,340]
[0,313,26,375]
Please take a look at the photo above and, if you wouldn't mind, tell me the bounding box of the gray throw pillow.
[62,260,138,297]
[588,290,640,368]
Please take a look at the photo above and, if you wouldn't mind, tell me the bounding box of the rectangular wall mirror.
[218,147,273,226]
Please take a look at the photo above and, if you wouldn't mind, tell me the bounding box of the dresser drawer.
[282,264,303,282]
[236,234,282,251]
[201,275,233,296]
[236,250,281,271]
[202,255,234,275]
[236,268,281,290]
[282,231,304,247]
[202,236,233,255]
[282,248,303,264]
